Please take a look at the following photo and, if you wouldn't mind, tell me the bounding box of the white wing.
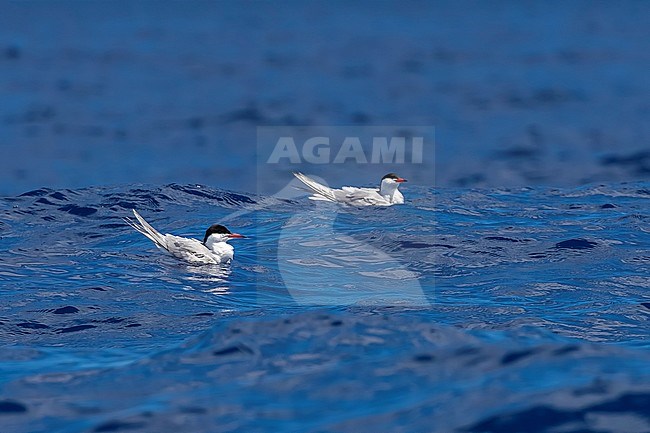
[163,235,220,264]
[337,187,392,206]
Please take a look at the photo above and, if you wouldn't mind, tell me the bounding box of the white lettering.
[411,137,423,163]
[371,137,406,163]
[333,137,367,163]
[302,137,330,164]
[267,137,301,163]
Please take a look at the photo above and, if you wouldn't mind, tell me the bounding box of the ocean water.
[2,0,650,196]
[2,1,650,431]
[1,183,649,432]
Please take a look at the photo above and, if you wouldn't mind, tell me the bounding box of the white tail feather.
[123,209,168,251]
[293,172,337,202]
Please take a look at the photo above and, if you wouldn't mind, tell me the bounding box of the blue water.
[2,0,650,195]
[2,0,650,431]
[1,183,649,432]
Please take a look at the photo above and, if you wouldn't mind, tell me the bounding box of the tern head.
[203,224,245,245]
[380,173,407,194]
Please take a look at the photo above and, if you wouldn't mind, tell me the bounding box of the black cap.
[203,224,232,244]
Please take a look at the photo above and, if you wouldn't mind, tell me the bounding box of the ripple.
[1,182,650,431]
[555,238,598,249]
[0,400,27,414]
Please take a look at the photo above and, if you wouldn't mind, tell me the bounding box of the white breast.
[391,189,404,204]
[210,242,234,263]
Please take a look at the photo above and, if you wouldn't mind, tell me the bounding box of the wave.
[1,182,649,432]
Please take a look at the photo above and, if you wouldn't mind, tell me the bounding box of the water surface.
[1,183,649,432]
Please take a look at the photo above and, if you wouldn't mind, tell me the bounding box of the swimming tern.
[124,209,244,265]
[293,172,408,206]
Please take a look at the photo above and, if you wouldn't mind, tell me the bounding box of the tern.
[124,210,244,265]
[293,172,408,206]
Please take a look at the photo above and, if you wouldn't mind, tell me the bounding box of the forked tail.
[123,209,168,250]
[292,172,337,202]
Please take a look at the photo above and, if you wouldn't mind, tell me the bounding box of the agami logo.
[266,136,425,164]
